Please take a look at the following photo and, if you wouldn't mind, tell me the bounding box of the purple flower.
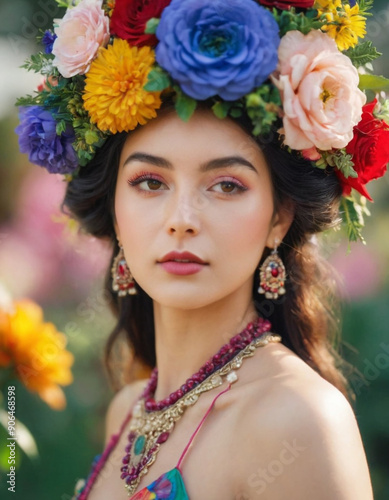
[155,0,280,101]
[15,106,78,174]
[42,30,57,54]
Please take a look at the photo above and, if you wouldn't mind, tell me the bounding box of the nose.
[165,190,202,237]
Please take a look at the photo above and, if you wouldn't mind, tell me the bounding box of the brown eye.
[220,182,236,193]
[211,180,248,196]
[127,175,166,193]
[147,179,162,190]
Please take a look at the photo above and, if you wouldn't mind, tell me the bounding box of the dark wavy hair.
[62,101,356,405]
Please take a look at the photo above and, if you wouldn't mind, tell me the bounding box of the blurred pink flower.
[330,244,382,300]
[0,168,111,303]
[273,30,366,153]
[52,0,110,78]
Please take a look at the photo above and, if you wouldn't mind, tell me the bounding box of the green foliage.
[55,0,74,7]
[174,87,197,122]
[374,98,389,125]
[145,18,160,35]
[56,120,67,136]
[245,84,281,136]
[21,52,56,76]
[358,0,374,16]
[144,67,171,92]
[319,150,358,178]
[273,7,323,36]
[15,94,41,107]
[359,74,389,92]
[211,101,243,120]
[340,195,371,245]
[212,101,231,119]
[345,41,382,67]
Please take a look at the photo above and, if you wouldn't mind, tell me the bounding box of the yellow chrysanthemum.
[0,300,74,410]
[83,38,162,134]
[317,2,366,51]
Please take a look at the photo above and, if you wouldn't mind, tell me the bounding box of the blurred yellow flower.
[316,1,366,51]
[0,300,74,410]
[83,38,162,134]
[315,0,341,8]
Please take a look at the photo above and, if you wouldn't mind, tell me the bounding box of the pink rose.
[52,0,110,78]
[273,30,366,153]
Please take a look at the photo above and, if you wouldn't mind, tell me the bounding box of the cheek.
[114,182,141,242]
[214,191,274,257]
[114,181,160,258]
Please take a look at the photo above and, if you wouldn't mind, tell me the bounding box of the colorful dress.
[73,384,232,499]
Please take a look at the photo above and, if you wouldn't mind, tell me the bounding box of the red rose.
[257,0,314,9]
[110,0,171,47]
[336,99,389,202]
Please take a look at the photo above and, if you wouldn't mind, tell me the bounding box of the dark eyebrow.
[123,152,258,174]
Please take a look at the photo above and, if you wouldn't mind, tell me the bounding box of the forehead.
[119,109,265,169]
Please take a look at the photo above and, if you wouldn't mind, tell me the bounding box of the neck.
[152,292,260,402]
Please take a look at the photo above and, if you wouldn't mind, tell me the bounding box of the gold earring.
[258,242,286,299]
[111,245,137,296]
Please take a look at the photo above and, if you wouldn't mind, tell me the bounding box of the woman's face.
[114,109,292,309]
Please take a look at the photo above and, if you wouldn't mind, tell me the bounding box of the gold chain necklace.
[122,332,282,496]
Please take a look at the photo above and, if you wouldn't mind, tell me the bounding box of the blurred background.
[0,1,388,498]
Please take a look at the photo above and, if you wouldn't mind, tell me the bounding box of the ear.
[265,200,295,249]
[113,218,121,246]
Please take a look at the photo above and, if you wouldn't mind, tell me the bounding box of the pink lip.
[158,250,207,265]
[158,261,206,275]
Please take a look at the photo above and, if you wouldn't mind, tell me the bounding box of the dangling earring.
[111,246,137,296]
[258,242,286,299]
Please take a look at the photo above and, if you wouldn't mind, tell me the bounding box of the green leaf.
[340,196,371,245]
[273,7,323,36]
[15,94,41,107]
[359,74,389,92]
[374,98,389,125]
[175,91,197,122]
[55,0,73,7]
[358,0,374,16]
[230,108,242,118]
[345,41,381,67]
[144,67,170,92]
[334,153,357,178]
[84,129,100,146]
[145,17,160,35]
[245,85,281,136]
[56,120,67,135]
[21,51,56,76]
[212,101,231,119]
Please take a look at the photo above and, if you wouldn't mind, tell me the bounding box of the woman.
[15,0,388,498]
[63,103,374,499]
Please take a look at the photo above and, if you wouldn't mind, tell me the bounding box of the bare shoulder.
[235,342,374,499]
[104,379,147,447]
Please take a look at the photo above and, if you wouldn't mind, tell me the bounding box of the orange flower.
[83,38,162,134]
[0,300,74,410]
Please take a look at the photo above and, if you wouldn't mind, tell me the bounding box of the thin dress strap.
[176,382,233,473]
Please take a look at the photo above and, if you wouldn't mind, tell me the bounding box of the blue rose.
[155,0,280,101]
[15,106,78,174]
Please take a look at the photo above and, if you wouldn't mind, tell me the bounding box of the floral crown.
[15,0,389,243]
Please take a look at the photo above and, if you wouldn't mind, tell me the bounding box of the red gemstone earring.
[258,243,286,299]
[111,245,137,296]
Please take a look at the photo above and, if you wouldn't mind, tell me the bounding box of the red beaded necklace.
[120,316,273,494]
[141,316,272,411]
